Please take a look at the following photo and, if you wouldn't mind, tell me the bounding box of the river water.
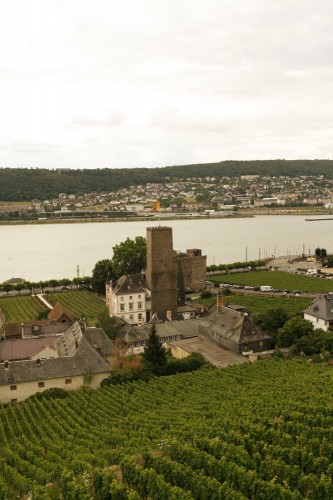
[0,215,331,283]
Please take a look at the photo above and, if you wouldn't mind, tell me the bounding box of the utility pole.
[245,246,248,263]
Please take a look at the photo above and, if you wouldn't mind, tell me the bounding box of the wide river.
[0,215,331,283]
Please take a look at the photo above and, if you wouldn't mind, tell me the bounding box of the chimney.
[166,310,172,321]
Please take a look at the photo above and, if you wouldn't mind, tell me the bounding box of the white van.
[307,269,317,276]
[260,285,273,292]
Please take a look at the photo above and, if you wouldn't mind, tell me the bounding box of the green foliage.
[210,270,333,293]
[200,289,214,299]
[47,290,106,321]
[315,247,327,258]
[163,353,208,375]
[101,367,153,386]
[112,237,146,279]
[37,309,49,320]
[96,309,123,340]
[33,388,69,401]
[255,307,289,334]
[91,259,113,294]
[277,316,314,347]
[205,293,312,318]
[4,360,333,497]
[143,324,167,374]
[207,259,266,272]
[2,161,333,201]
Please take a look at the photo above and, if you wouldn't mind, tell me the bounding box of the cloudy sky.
[0,0,332,169]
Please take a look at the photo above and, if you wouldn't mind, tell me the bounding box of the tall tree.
[112,236,146,279]
[96,308,122,340]
[277,317,314,348]
[143,324,167,374]
[91,259,113,294]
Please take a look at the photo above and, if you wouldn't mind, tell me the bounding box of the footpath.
[36,294,53,309]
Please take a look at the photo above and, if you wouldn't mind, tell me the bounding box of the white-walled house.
[106,274,151,325]
[303,295,333,331]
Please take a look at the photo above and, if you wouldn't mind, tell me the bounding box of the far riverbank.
[0,206,331,226]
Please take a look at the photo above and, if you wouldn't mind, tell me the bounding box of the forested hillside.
[1,359,333,498]
[1,159,333,201]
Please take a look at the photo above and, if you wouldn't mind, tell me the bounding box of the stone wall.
[178,253,207,291]
[146,227,177,319]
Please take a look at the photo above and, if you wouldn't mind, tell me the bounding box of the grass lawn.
[201,293,312,317]
[209,270,333,293]
[0,296,47,323]
[47,290,107,322]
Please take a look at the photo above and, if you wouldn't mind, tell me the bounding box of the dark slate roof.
[199,306,271,345]
[0,323,111,385]
[83,327,113,357]
[55,322,83,357]
[112,273,148,295]
[124,319,199,343]
[304,295,333,320]
[0,338,110,385]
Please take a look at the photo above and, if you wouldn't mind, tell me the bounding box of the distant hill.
[1,159,333,201]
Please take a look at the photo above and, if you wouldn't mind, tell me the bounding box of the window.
[138,294,141,299]
[10,385,17,391]
[129,314,134,320]
[138,302,142,310]
[65,378,72,385]
[120,303,125,312]
[129,295,133,300]
[120,296,124,301]
[138,313,142,321]
[10,399,17,404]
[38,381,45,388]
[129,303,134,311]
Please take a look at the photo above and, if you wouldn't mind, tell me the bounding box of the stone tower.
[146,226,177,320]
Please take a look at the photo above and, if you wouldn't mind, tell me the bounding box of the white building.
[106,273,151,325]
[303,295,333,331]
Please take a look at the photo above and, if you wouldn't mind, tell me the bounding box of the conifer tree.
[143,324,167,374]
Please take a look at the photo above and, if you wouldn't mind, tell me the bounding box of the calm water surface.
[0,215,331,282]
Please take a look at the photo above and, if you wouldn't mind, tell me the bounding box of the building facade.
[106,274,151,324]
[106,226,207,323]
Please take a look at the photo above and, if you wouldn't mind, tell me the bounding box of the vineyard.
[1,359,333,498]
[46,290,106,321]
[210,270,333,293]
[0,296,46,323]
[225,294,312,317]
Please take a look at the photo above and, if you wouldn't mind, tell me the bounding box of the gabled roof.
[0,322,111,385]
[198,306,271,346]
[48,303,75,322]
[124,319,200,343]
[112,273,148,295]
[0,336,58,362]
[304,295,333,320]
[83,327,113,357]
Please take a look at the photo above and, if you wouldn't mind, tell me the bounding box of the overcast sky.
[0,0,332,169]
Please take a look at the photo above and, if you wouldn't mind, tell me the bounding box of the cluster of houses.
[21,174,333,218]
[1,225,333,404]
